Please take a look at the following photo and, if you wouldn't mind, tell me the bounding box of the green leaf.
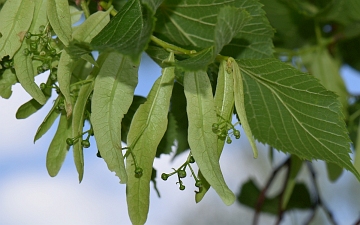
[57,49,76,117]
[171,82,190,157]
[72,76,94,182]
[282,155,303,209]
[325,162,343,182]
[16,76,53,119]
[355,121,360,174]
[184,70,235,206]
[237,58,360,180]
[47,0,72,46]
[196,58,235,203]
[141,0,164,14]
[156,112,177,157]
[145,45,171,68]
[72,10,110,43]
[232,57,258,158]
[29,0,48,34]
[91,0,154,61]
[13,43,46,105]
[126,52,175,225]
[0,69,17,99]
[300,47,348,118]
[46,112,71,177]
[238,179,312,214]
[0,0,34,60]
[156,0,273,59]
[34,96,61,142]
[121,96,147,143]
[91,52,138,184]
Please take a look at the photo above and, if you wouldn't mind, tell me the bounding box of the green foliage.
[1,0,360,224]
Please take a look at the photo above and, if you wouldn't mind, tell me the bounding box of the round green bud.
[37,66,44,74]
[212,123,219,133]
[179,185,185,191]
[3,61,10,68]
[66,138,74,146]
[135,167,143,178]
[226,137,232,144]
[25,32,32,39]
[195,180,202,187]
[42,63,50,71]
[39,25,45,33]
[30,42,37,51]
[23,48,30,56]
[50,49,57,56]
[234,130,240,139]
[96,151,102,158]
[178,170,187,178]
[81,140,90,148]
[219,132,227,140]
[161,173,169,181]
[40,83,46,90]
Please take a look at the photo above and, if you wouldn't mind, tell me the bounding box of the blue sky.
[1,54,360,225]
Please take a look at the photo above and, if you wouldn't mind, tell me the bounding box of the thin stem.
[80,0,90,19]
[150,36,196,55]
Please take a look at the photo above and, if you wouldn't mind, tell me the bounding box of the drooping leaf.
[145,45,171,68]
[0,0,34,60]
[13,43,46,105]
[156,112,177,157]
[325,162,343,182]
[232,57,258,158]
[91,0,154,61]
[196,58,235,203]
[184,70,235,206]
[300,47,348,118]
[171,82,190,157]
[72,10,110,43]
[72,75,94,182]
[121,96,147,143]
[282,155,303,209]
[46,112,71,177]
[47,0,72,46]
[91,52,138,184]
[16,76,53,119]
[57,49,76,117]
[238,179,312,214]
[175,47,214,71]
[156,0,273,59]
[237,58,360,180]
[126,52,175,225]
[34,96,61,142]
[0,69,17,99]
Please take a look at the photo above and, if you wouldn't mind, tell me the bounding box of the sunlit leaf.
[232,57,258,158]
[126,52,175,225]
[47,0,72,46]
[91,52,138,184]
[184,70,235,206]
[196,58,235,202]
[0,0,34,60]
[14,43,46,105]
[0,69,17,99]
[34,96,61,142]
[91,0,154,61]
[46,112,71,177]
[237,58,360,180]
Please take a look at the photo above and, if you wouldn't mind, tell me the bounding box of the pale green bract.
[237,58,360,180]
[0,0,34,60]
[34,96,61,142]
[46,113,71,177]
[232,57,258,158]
[184,70,235,206]
[29,0,48,34]
[91,52,138,184]
[0,69,17,98]
[126,52,175,225]
[57,49,76,117]
[47,0,72,46]
[195,58,235,203]
[72,76,94,182]
[14,43,47,105]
